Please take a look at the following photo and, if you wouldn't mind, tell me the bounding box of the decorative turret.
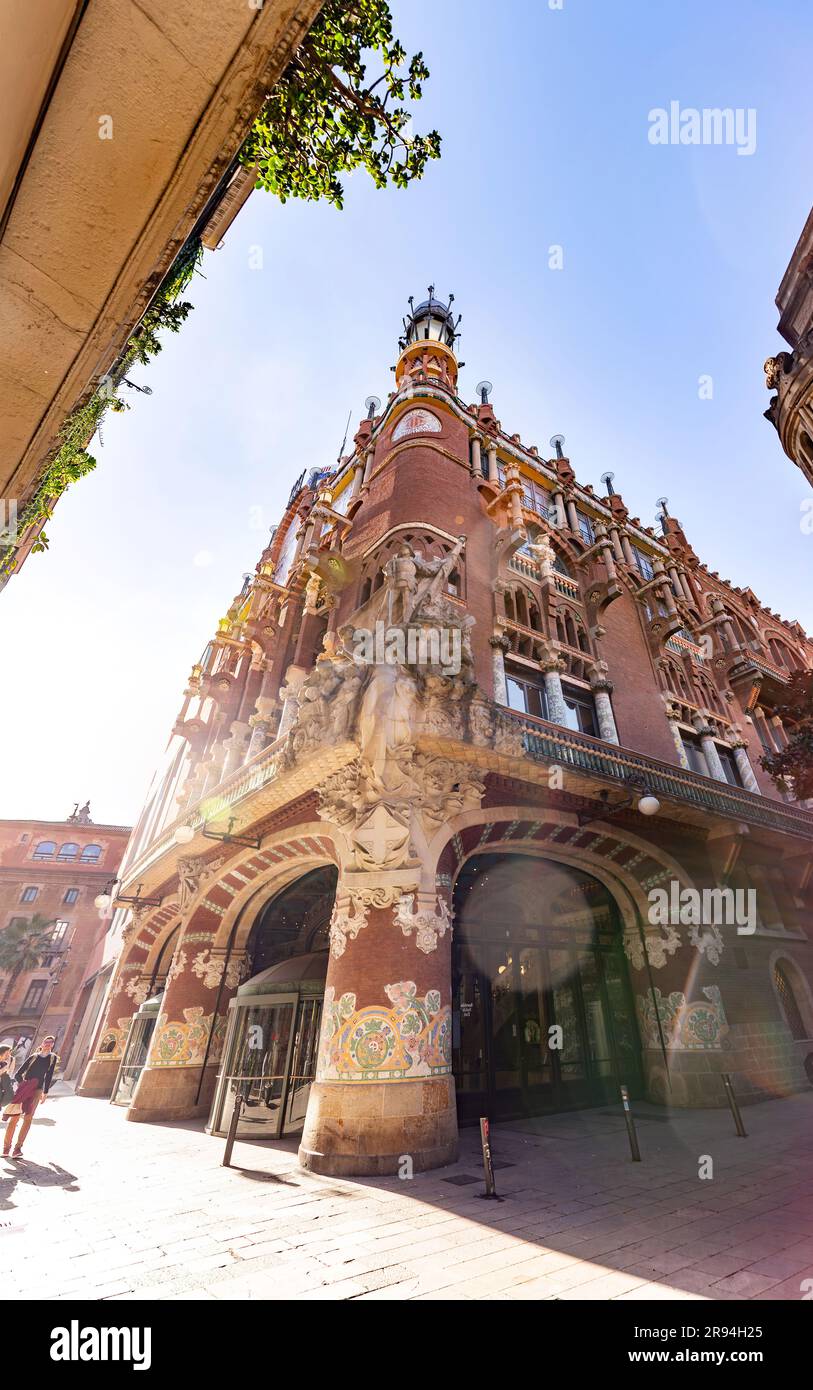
[394,285,461,391]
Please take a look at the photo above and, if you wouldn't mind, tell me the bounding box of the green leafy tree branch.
[242,0,441,208]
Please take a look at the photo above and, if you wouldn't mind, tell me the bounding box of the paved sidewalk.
[2,1085,813,1301]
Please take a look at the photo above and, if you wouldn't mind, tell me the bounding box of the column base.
[76,1057,119,1099]
[125,1064,218,1124]
[298,1076,458,1177]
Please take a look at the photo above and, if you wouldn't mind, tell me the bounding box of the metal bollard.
[721,1072,747,1137]
[222,1090,244,1167]
[620,1084,641,1162]
[479,1116,498,1198]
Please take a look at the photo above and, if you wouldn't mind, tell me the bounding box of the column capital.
[587,659,613,693]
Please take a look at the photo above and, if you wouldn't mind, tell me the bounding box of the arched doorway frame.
[427,803,701,934]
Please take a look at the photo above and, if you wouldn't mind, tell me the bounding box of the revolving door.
[208,952,327,1140]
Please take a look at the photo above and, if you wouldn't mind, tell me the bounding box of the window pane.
[681,735,708,776]
[505,678,527,713]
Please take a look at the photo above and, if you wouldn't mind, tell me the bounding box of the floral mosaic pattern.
[317,980,451,1082]
[637,985,729,1052]
[149,1007,226,1067]
[95,1017,132,1060]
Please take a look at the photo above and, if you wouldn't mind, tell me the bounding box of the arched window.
[773,960,812,1041]
[57,842,79,861]
[80,844,102,863]
[33,840,56,861]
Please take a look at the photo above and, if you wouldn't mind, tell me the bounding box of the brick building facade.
[80,295,813,1174]
[0,809,130,1067]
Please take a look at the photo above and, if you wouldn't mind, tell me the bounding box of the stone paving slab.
[2,1086,813,1300]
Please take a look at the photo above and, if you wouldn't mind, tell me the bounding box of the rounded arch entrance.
[452,851,644,1123]
[208,865,337,1140]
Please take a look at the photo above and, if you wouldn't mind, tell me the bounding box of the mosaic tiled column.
[731,737,760,793]
[126,893,242,1123]
[588,662,619,743]
[490,634,509,704]
[665,706,690,769]
[299,876,457,1176]
[694,718,726,781]
[542,651,568,726]
[77,905,176,1098]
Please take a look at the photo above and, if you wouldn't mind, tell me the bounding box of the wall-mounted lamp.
[577,778,661,828]
[94,880,163,911]
[200,816,262,850]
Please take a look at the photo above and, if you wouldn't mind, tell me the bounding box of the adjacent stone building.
[764,203,813,487]
[81,295,813,1174]
[0,808,130,1063]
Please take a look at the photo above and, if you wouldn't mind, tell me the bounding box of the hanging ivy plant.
[1,240,202,575]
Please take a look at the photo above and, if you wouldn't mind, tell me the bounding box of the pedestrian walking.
[3,1036,58,1160]
[0,1046,15,1115]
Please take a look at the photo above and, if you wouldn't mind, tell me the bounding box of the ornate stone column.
[678,569,695,606]
[350,455,366,499]
[486,440,498,483]
[653,561,677,615]
[664,701,691,769]
[730,736,760,792]
[200,742,227,796]
[299,876,456,1176]
[565,496,580,534]
[247,695,279,758]
[490,634,509,704]
[587,661,619,743]
[361,447,375,491]
[693,718,726,781]
[222,719,251,778]
[127,883,240,1123]
[541,647,568,725]
[470,433,482,478]
[552,489,567,530]
[594,524,617,582]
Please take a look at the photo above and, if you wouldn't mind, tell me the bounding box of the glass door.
[112,1013,157,1106]
[489,944,522,1119]
[211,993,297,1138]
[282,997,322,1135]
[517,947,554,1112]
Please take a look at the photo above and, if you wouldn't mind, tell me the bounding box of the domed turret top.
[398,286,461,352]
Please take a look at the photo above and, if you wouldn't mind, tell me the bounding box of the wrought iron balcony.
[505,708,813,841]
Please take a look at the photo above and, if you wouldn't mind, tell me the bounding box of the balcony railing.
[505,708,813,841]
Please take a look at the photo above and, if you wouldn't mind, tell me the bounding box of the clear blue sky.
[2,0,812,825]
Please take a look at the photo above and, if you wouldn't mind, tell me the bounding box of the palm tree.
[0,915,57,1011]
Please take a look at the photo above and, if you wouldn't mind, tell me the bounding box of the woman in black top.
[3,1036,58,1160]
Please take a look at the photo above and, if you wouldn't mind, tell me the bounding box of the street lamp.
[93,879,163,910]
[173,824,195,846]
[577,778,661,828]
